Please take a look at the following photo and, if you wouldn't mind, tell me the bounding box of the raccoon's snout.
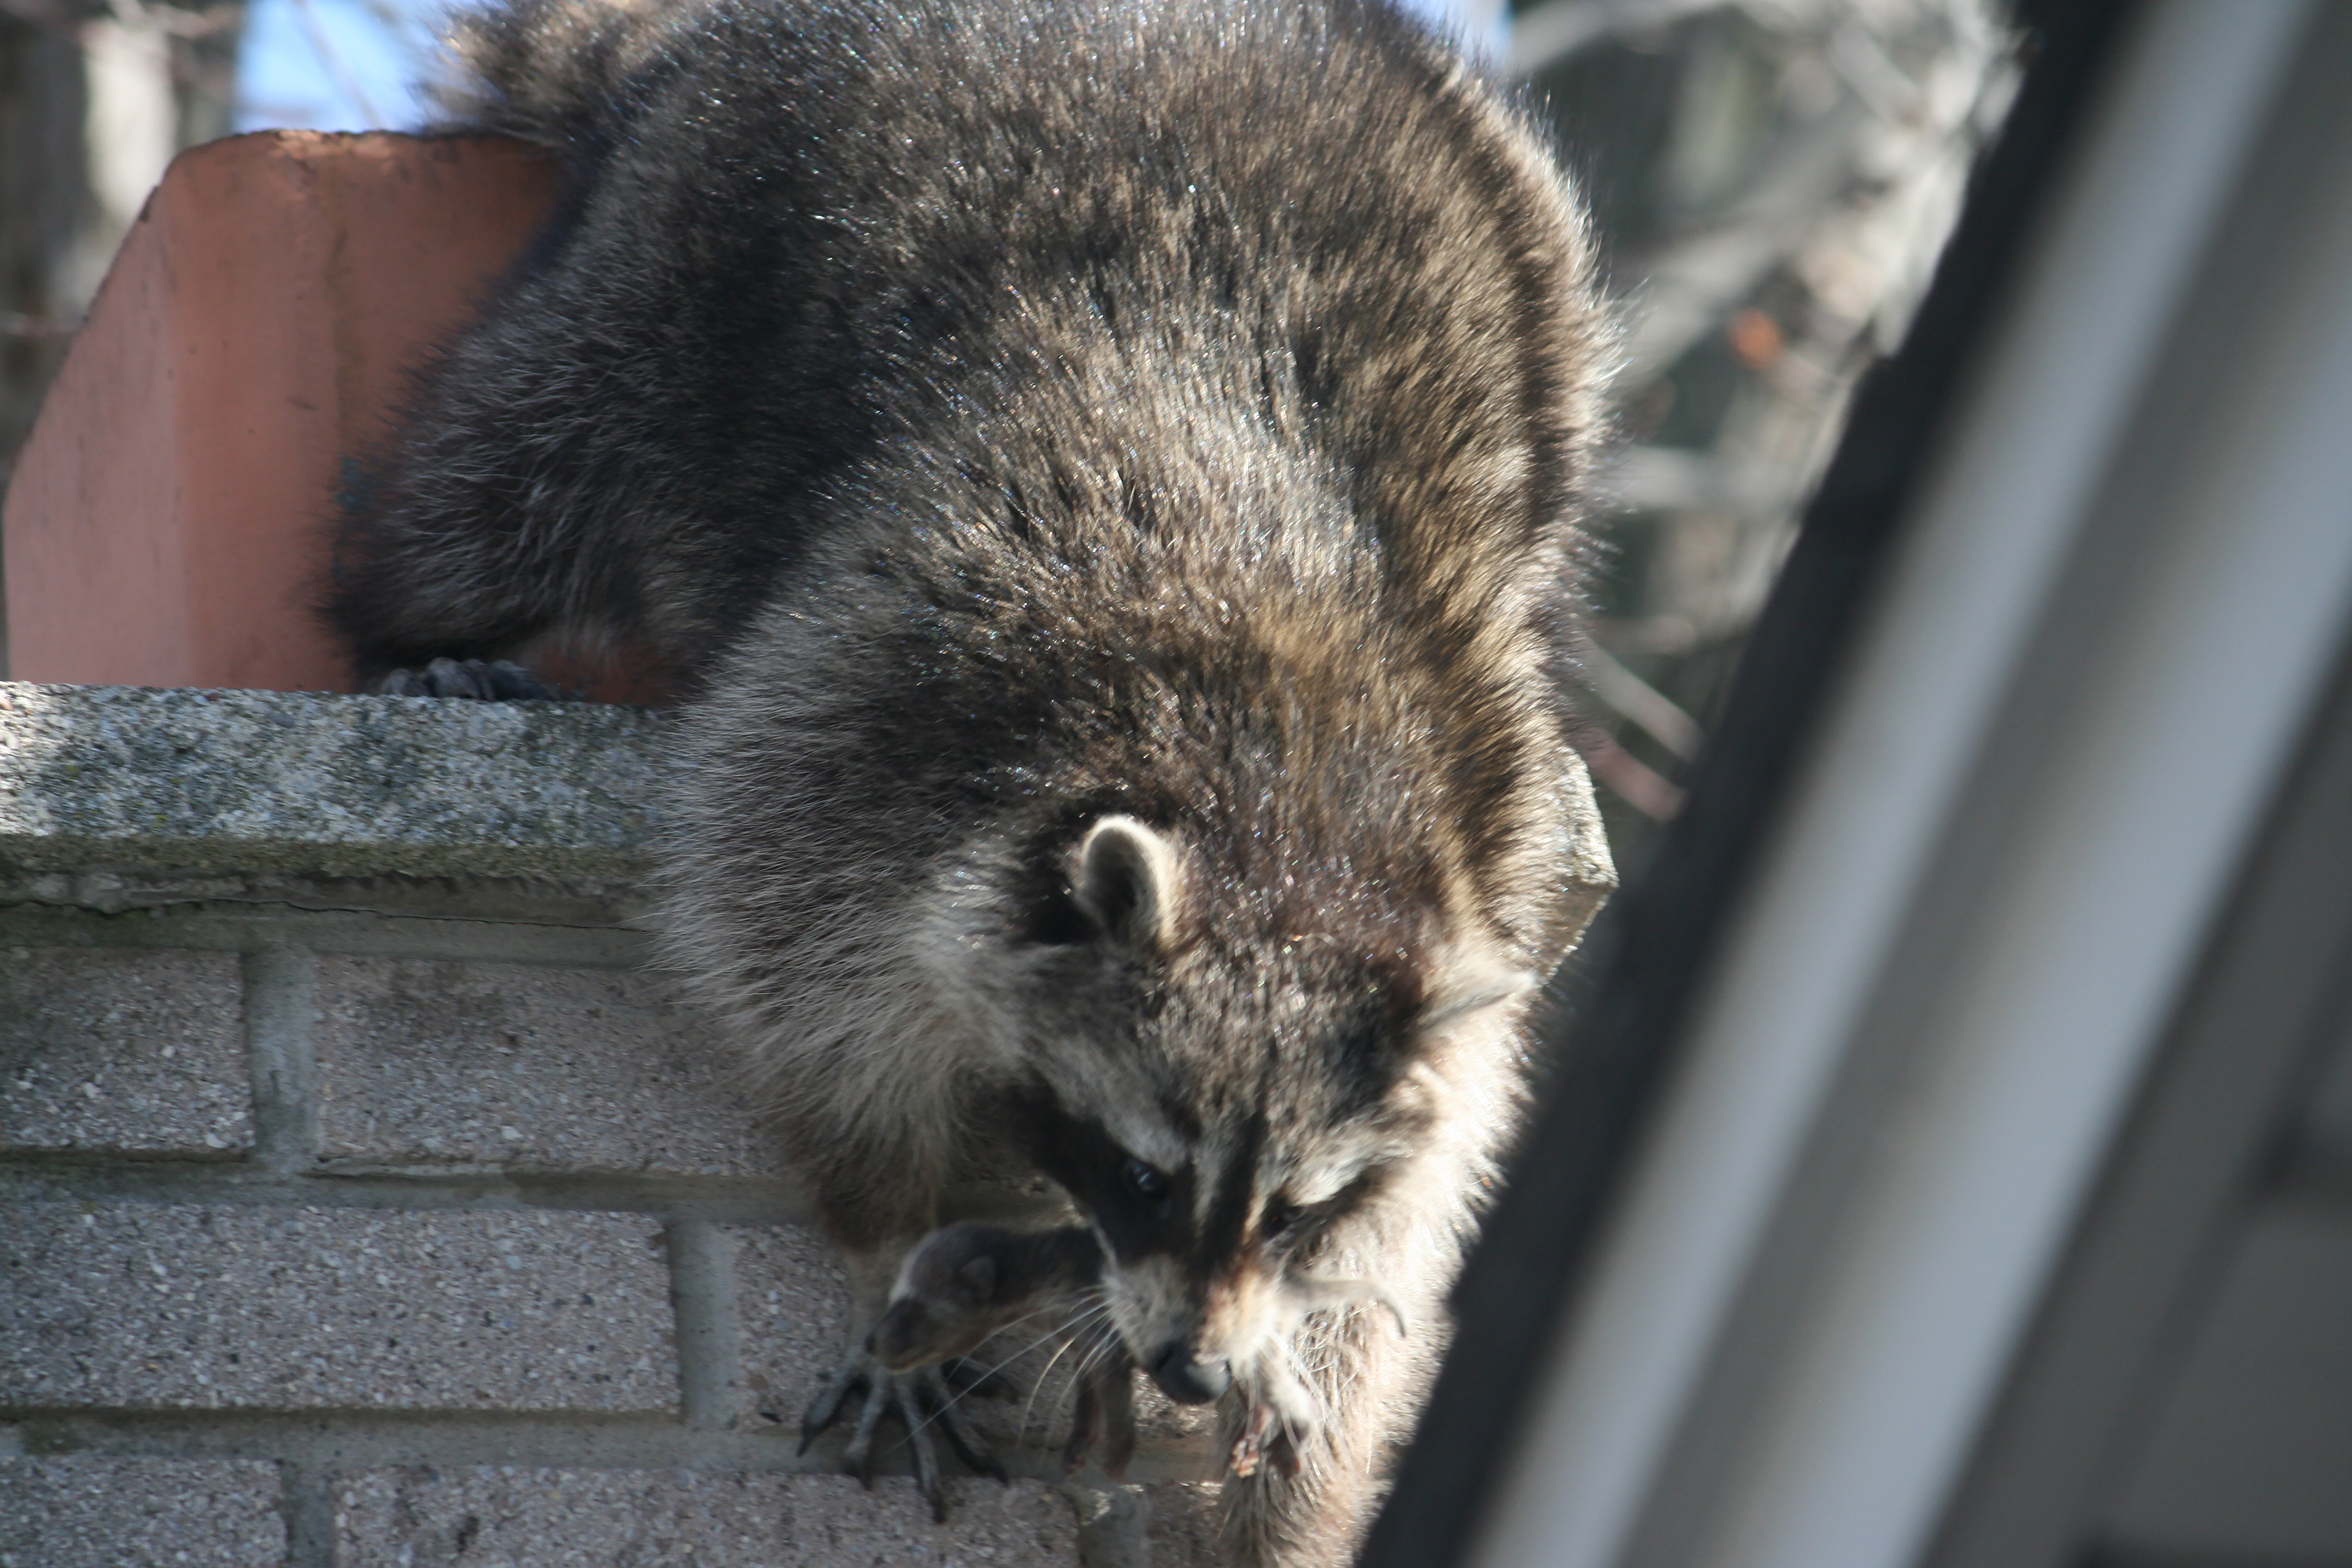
[1149,1344,1232,1404]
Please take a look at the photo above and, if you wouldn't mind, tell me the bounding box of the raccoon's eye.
[1123,1160,1168,1198]
[1260,1197,1301,1239]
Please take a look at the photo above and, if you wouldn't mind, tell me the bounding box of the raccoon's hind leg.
[323,281,653,697]
[325,459,575,697]
[377,658,566,701]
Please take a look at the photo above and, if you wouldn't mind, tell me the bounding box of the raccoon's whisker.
[1276,1338,1330,1425]
[1001,1305,1109,1397]
[1022,1302,1112,1398]
[903,1301,1109,1448]
[957,1297,1080,1352]
[1013,1302,1114,1441]
[911,1293,1112,1443]
[1284,1275,1412,1339]
[1058,1340,1105,1405]
[1065,1319,1126,1397]
[1070,1317,1124,1382]
[946,1296,1102,1387]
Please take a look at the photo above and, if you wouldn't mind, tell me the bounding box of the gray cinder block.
[1146,1483,1227,1568]
[0,1455,286,1568]
[0,946,249,1154]
[0,678,1150,1547]
[335,1466,1085,1566]
[316,958,766,1174]
[0,1203,678,1411]
[730,1223,855,1428]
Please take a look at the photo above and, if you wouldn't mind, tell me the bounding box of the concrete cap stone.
[0,681,664,881]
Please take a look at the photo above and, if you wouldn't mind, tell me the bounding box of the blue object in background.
[234,0,1509,136]
[1396,0,1507,62]
[235,0,436,132]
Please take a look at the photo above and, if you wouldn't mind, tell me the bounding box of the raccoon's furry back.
[347,4,1616,1561]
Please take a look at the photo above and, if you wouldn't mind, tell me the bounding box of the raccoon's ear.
[1074,815,1183,951]
[1418,950,1538,1034]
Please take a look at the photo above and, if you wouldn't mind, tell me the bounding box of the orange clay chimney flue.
[3,131,557,696]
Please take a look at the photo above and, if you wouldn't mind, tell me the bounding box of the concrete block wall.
[0,682,1220,1567]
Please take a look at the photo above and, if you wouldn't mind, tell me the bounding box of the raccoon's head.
[1007,813,1533,1406]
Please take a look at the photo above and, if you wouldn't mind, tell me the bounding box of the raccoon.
[324,0,1613,1560]
[872,1220,1414,1486]
[867,1221,1139,1480]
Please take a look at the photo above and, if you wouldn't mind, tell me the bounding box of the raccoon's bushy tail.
[430,0,677,145]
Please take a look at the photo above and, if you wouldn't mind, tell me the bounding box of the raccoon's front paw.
[377,657,564,701]
[800,1353,1004,1522]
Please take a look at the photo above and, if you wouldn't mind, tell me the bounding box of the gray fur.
[325,0,1610,1560]
[871,1221,1139,1478]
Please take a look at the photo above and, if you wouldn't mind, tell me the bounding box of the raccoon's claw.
[1229,1400,1306,1480]
[799,1357,1002,1522]
[840,1371,893,1485]
[1230,1362,1319,1480]
[797,1361,859,1454]
[377,657,564,701]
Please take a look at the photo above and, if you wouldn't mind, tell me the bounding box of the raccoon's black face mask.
[1016,1083,1409,1406]
[1011,814,1532,1405]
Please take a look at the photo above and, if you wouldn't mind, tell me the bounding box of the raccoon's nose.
[1149,1344,1232,1404]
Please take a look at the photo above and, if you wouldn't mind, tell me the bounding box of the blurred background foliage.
[0,0,2010,865]
[1511,0,2011,861]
